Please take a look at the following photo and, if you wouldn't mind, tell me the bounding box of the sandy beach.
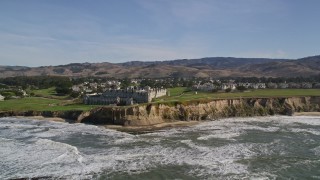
[105,120,200,133]
[293,112,320,116]
[12,116,200,133]
[16,116,67,122]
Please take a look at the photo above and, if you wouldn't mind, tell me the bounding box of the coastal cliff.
[77,96,320,126]
[1,96,319,126]
[0,110,83,122]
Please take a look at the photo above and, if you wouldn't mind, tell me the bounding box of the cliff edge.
[77,96,320,126]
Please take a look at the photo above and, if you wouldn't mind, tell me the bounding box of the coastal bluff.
[1,96,320,126]
[77,96,320,126]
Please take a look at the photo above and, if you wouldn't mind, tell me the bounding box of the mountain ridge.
[0,55,319,78]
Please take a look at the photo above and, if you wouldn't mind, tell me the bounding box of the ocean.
[1,116,320,179]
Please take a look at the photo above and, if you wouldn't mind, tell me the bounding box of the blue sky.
[1,0,320,66]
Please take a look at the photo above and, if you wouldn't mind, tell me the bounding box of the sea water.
[1,116,320,179]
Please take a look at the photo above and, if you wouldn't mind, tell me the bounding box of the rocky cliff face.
[77,96,320,126]
[0,110,83,122]
[1,97,319,126]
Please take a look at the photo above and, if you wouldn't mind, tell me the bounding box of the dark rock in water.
[285,109,294,116]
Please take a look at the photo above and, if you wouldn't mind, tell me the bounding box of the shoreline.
[293,112,320,116]
[104,120,200,134]
[9,116,201,133]
[1,96,320,128]
[15,115,67,122]
[6,111,320,134]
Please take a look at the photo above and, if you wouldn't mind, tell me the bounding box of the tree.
[70,91,80,98]
[236,86,247,91]
[225,88,232,93]
[55,80,72,95]
[120,78,131,88]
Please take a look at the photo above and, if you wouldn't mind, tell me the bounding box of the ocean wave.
[290,128,320,136]
[0,138,92,179]
[311,146,320,156]
[1,116,320,179]
[197,132,242,140]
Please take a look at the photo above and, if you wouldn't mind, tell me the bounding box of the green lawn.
[32,87,57,96]
[168,87,189,96]
[155,88,320,102]
[32,87,69,99]
[0,97,97,111]
[1,87,319,112]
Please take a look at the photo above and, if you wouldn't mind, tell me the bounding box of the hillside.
[0,55,319,78]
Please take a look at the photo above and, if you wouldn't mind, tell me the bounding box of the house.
[238,83,252,89]
[72,85,82,92]
[253,83,266,89]
[238,83,266,89]
[221,83,236,90]
[267,83,278,89]
[278,83,289,89]
[0,94,4,101]
[301,83,312,89]
[195,83,219,91]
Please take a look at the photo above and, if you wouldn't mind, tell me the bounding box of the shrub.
[225,88,232,93]
[236,86,247,91]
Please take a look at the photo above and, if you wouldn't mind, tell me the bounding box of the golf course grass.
[0,87,319,112]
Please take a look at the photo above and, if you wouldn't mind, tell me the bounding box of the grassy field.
[32,87,69,99]
[32,87,57,96]
[0,97,97,111]
[1,87,319,112]
[0,87,98,112]
[155,88,320,102]
[168,87,189,96]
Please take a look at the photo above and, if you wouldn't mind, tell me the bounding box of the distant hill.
[0,55,319,78]
[120,57,288,68]
[238,55,320,77]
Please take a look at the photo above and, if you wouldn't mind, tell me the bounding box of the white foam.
[71,140,254,177]
[142,128,181,137]
[0,138,92,179]
[1,115,320,179]
[35,139,84,164]
[197,132,242,140]
[311,146,320,156]
[273,116,320,126]
[290,128,320,136]
[114,137,139,144]
[178,139,255,175]
[194,119,280,141]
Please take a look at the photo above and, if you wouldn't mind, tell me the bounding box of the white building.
[0,94,4,101]
[84,88,167,105]
[195,83,219,91]
[252,83,266,89]
[238,83,266,89]
[221,83,236,90]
